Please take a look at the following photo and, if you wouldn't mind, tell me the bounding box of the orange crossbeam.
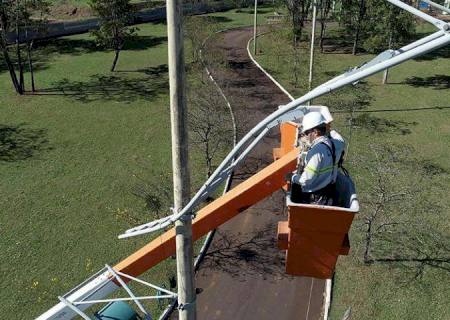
[272,122,298,161]
[114,148,299,277]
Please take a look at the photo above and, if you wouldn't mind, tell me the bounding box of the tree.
[362,0,415,54]
[339,0,367,55]
[284,0,311,46]
[184,16,217,65]
[1,0,25,94]
[0,0,48,94]
[90,0,137,72]
[318,0,332,52]
[340,0,414,55]
[188,81,234,178]
[24,0,49,92]
[356,144,418,264]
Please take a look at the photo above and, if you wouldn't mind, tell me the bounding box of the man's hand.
[291,173,301,184]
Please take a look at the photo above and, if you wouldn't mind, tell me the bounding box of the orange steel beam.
[272,122,298,161]
[114,148,299,277]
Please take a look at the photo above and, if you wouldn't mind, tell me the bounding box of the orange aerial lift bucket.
[277,173,359,279]
[274,109,359,279]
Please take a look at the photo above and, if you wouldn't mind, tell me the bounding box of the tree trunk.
[16,13,24,92]
[111,49,120,72]
[27,40,36,92]
[319,0,330,53]
[382,33,393,84]
[352,0,365,55]
[352,27,360,55]
[205,140,212,178]
[293,40,300,87]
[0,27,22,94]
[319,17,326,53]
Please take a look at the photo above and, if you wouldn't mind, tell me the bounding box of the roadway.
[172,26,325,320]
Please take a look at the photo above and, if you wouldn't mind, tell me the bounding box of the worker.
[291,112,345,205]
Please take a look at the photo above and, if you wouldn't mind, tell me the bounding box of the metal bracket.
[178,301,197,311]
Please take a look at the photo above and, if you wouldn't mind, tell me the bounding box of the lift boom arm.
[37,148,298,320]
[115,148,298,276]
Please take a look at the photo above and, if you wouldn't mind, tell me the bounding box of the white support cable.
[399,29,445,52]
[58,296,91,320]
[421,0,450,15]
[75,295,175,305]
[314,29,446,92]
[120,5,450,239]
[41,266,176,320]
[230,127,270,166]
[115,270,177,297]
[105,265,151,319]
[386,0,448,30]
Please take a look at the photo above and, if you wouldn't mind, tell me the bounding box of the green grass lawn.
[0,7,277,319]
[254,23,450,319]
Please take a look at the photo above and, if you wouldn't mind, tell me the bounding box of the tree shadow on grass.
[235,8,272,14]
[404,75,450,90]
[198,16,233,23]
[0,124,51,162]
[369,227,450,282]
[320,35,355,54]
[115,63,168,76]
[36,35,167,57]
[0,47,52,76]
[36,38,101,56]
[34,65,169,103]
[351,113,417,135]
[413,45,450,61]
[125,35,167,50]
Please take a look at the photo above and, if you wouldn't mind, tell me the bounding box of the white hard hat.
[301,112,326,133]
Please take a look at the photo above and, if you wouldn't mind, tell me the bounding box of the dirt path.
[171,27,325,319]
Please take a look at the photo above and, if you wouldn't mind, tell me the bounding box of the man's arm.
[292,150,322,192]
[299,152,322,191]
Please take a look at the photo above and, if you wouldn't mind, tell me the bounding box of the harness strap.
[320,140,337,182]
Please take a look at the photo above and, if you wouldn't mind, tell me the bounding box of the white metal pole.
[308,0,318,100]
[166,0,196,318]
[253,0,258,55]
[422,0,450,14]
[386,0,447,29]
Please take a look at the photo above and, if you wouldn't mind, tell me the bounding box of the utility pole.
[166,0,196,318]
[308,0,318,103]
[253,0,258,55]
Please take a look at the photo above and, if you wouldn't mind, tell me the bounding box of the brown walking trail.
[172,26,325,320]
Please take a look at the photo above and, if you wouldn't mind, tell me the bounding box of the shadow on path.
[200,224,291,281]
